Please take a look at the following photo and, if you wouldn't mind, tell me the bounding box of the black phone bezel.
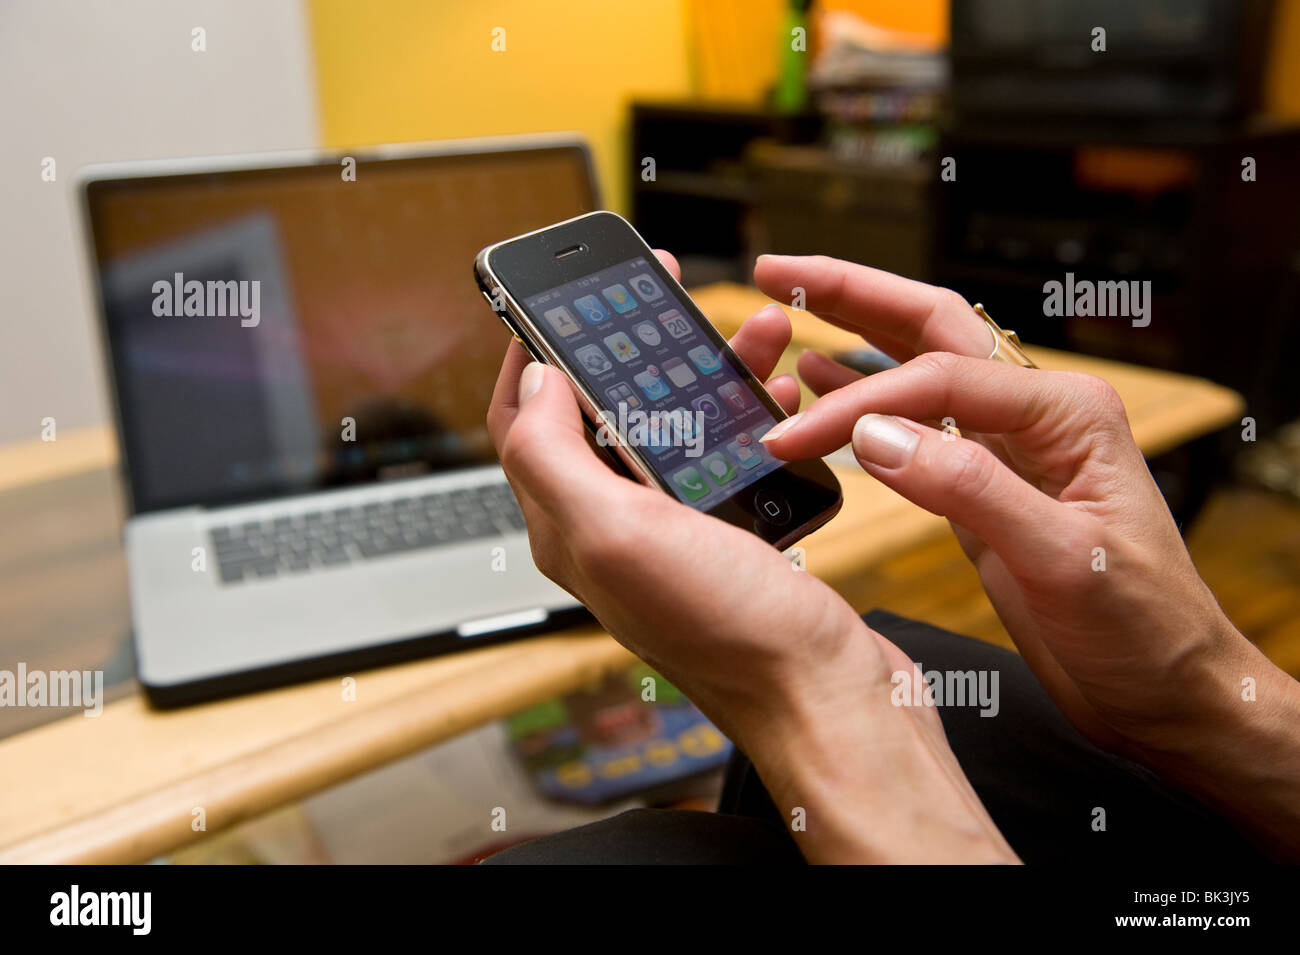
[481,211,842,548]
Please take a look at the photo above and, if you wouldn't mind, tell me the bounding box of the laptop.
[77,136,598,706]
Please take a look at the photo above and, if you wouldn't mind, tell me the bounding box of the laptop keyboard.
[209,483,526,585]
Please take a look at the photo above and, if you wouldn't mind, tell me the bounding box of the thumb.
[504,362,622,522]
[851,414,1082,577]
[516,361,598,448]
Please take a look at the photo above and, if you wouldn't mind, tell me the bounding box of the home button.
[754,490,792,526]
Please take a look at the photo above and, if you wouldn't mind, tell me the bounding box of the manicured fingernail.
[852,414,918,468]
[518,362,545,404]
[760,412,802,443]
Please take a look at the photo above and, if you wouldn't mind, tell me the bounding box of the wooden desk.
[0,284,1243,863]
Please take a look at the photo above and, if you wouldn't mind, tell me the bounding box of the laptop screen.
[85,143,596,513]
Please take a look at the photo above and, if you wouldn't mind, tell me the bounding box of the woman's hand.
[754,254,1300,857]
[486,250,1019,863]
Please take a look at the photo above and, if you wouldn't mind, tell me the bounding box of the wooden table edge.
[0,634,636,864]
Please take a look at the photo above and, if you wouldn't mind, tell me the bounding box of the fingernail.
[518,362,545,404]
[760,412,802,443]
[852,414,918,468]
[756,253,794,265]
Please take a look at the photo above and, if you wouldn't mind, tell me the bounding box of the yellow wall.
[307,0,693,213]
[1266,0,1300,120]
[681,0,785,103]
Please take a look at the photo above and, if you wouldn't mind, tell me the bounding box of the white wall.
[0,0,318,445]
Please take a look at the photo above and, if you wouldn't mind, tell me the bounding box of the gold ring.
[974,304,1037,369]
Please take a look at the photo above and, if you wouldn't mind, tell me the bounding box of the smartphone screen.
[480,211,841,547]
[522,254,783,509]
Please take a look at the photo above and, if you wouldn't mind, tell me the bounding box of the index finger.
[753,254,992,362]
[761,353,1099,462]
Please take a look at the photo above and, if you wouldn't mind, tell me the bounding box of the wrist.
[730,629,1017,863]
[1132,618,1300,859]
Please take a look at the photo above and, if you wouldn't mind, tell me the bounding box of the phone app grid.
[527,259,784,506]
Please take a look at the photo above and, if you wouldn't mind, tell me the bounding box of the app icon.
[671,465,710,501]
[667,407,699,443]
[602,284,638,314]
[657,308,692,339]
[663,357,697,387]
[750,423,772,443]
[700,452,737,486]
[544,305,582,338]
[575,344,613,376]
[644,426,676,454]
[641,414,674,455]
[632,321,662,347]
[727,432,763,470]
[633,366,671,400]
[687,346,723,375]
[717,381,750,412]
[691,393,723,421]
[574,295,609,324]
[603,331,640,363]
[628,273,664,303]
[605,381,642,411]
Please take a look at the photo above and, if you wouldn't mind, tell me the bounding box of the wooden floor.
[841,484,1300,680]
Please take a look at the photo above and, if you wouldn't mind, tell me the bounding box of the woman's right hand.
[753,255,1300,856]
